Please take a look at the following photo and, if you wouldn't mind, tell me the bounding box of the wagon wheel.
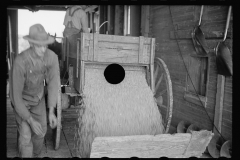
[154,57,173,134]
[53,71,62,150]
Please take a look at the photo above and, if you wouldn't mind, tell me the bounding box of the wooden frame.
[76,33,156,93]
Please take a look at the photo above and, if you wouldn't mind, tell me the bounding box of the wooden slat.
[83,46,150,64]
[213,75,225,135]
[83,33,152,44]
[91,134,191,158]
[97,41,140,51]
[150,38,155,93]
[138,36,144,63]
[93,33,98,61]
[87,34,93,61]
[81,34,152,64]
[222,110,232,122]
[90,130,213,158]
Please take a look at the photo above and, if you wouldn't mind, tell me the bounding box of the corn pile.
[75,64,165,157]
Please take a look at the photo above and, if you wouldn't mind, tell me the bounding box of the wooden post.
[107,5,111,34]
[150,38,156,94]
[93,33,98,61]
[141,5,150,37]
[66,38,69,71]
[62,38,65,61]
[90,12,93,32]
[114,5,124,35]
[138,36,144,63]
[213,75,225,135]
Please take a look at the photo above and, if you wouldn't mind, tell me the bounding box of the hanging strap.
[66,7,82,28]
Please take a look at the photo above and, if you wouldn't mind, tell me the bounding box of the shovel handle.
[223,6,232,41]
[199,5,204,26]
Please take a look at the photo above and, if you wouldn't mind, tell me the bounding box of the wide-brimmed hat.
[23,24,54,45]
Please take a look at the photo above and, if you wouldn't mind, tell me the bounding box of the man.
[9,24,58,157]
[62,5,89,83]
[63,5,89,37]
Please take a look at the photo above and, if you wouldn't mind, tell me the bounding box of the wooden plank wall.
[149,5,232,140]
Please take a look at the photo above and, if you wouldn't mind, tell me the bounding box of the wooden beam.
[141,5,150,37]
[114,5,124,35]
[107,5,111,34]
[144,5,150,37]
[213,75,225,135]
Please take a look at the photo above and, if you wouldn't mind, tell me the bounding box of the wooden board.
[80,33,153,64]
[90,130,213,158]
[213,75,225,135]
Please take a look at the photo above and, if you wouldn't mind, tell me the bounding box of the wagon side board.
[90,130,213,158]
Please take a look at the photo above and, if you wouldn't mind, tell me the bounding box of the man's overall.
[10,48,59,157]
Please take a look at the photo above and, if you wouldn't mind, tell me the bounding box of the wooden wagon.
[53,33,213,158]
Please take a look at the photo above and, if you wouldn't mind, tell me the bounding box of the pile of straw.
[76,64,165,157]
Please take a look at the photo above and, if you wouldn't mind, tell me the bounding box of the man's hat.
[23,24,54,45]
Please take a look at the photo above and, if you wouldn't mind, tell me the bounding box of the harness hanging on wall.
[215,6,232,77]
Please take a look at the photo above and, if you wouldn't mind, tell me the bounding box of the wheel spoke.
[155,73,163,92]
[160,104,167,108]
[159,89,167,96]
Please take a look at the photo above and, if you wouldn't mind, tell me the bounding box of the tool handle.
[199,5,204,26]
[223,6,232,41]
[76,39,79,78]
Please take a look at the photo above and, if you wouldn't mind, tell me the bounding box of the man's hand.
[27,117,44,137]
[49,108,57,129]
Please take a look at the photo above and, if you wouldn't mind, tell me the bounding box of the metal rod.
[223,6,232,41]
[199,5,204,26]
[97,21,108,33]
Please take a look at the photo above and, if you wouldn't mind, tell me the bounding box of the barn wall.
[149,5,232,140]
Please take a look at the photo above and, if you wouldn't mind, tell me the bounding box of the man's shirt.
[10,47,60,121]
[63,6,87,31]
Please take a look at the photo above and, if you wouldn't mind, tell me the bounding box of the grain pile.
[75,64,165,157]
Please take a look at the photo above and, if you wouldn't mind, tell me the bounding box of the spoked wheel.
[154,57,173,134]
[53,70,62,150]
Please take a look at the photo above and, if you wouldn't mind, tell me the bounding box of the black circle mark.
[104,63,125,84]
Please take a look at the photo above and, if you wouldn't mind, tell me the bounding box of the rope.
[168,6,226,141]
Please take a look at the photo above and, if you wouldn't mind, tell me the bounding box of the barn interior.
[7,5,232,158]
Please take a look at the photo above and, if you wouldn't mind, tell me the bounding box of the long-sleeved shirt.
[63,5,89,33]
[9,47,60,121]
